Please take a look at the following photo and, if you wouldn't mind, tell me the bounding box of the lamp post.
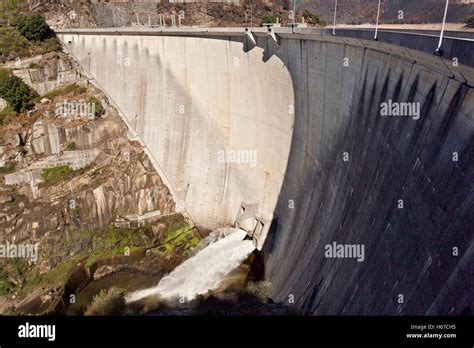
[332,0,338,35]
[436,0,450,54]
[374,0,381,40]
[293,0,296,25]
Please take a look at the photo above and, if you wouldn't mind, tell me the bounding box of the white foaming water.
[126,228,255,303]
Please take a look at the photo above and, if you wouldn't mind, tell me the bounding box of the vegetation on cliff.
[261,13,282,24]
[0,68,35,114]
[11,13,53,42]
[302,9,326,26]
[0,9,60,63]
[0,214,198,312]
[85,287,126,315]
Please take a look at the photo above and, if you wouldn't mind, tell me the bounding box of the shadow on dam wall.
[57,29,473,315]
[265,42,473,315]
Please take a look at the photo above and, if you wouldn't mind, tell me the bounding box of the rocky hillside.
[0,14,200,314]
[17,0,474,29]
[298,0,474,24]
[0,64,200,314]
[17,0,293,28]
[0,7,263,317]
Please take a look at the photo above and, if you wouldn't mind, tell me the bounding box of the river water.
[125,228,255,303]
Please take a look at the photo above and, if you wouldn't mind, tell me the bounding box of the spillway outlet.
[234,201,275,251]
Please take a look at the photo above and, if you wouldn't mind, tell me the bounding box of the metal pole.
[374,0,381,40]
[293,0,296,25]
[332,0,338,35]
[250,5,253,28]
[436,0,449,53]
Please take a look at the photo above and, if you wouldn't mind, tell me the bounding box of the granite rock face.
[0,111,175,252]
[4,52,81,96]
[0,55,178,312]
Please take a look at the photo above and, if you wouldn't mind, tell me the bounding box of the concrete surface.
[55,28,473,314]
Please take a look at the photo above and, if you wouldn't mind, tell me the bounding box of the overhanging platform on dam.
[233,200,276,251]
[55,27,473,315]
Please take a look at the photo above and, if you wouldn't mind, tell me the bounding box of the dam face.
[57,29,473,315]
[65,33,294,231]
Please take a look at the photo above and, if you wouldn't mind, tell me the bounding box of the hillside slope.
[298,0,474,24]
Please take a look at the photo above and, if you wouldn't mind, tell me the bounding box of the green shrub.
[2,306,18,315]
[302,10,325,26]
[261,14,282,25]
[0,0,20,23]
[0,26,60,63]
[19,146,27,156]
[11,13,53,41]
[85,287,125,315]
[65,141,76,150]
[159,225,198,254]
[41,165,71,184]
[303,10,320,25]
[0,27,30,63]
[0,104,16,125]
[43,83,86,99]
[89,96,105,117]
[0,68,35,113]
[39,36,61,54]
[0,268,14,295]
[0,161,15,174]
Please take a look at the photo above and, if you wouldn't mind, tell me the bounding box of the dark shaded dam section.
[56,27,473,315]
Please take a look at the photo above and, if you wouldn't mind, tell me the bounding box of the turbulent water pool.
[64,227,257,314]
[126,228,255,303]
[66,270,159,315]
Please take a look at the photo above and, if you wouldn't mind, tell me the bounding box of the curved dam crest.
[57,28,473,315]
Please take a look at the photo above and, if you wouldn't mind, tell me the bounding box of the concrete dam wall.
[56,28,473,315]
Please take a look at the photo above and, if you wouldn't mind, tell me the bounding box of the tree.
[11,13,52,41]
[303,9,322,26]
[261,13,282,25]
[0,69,34,113]
[89,96,105,117]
